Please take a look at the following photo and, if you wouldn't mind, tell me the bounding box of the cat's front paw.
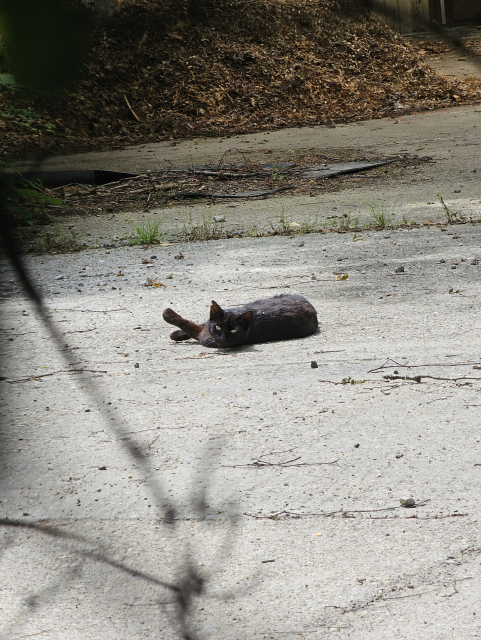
[170,329,189,342]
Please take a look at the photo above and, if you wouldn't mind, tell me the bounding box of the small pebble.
[150,256,157,260]
[310,360,318,368]
[55,275,65,280]
[400,498,416,507]
[123,352,129,357]
[134,363,139,369]
[451,266,456,269]
[166,273,173,279]
[85,409,90,412]
[298,241,305,247]
[354,443,360,448]
[213,215,226,223]
[336,257,343,261]
[287,222,300,231]
[98,466,107,471]
[439,258,445,263]
[395,266,405,273]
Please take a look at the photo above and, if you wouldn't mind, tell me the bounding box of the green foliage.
[437,192,462,223]
[0,161,62,225]
[269,200,290,234]
[367,203,395,229]
[0,0,89,90]
[181,207,227,242]
[341,376,365,385]
[0,105,56,132]
[129,218,166,244]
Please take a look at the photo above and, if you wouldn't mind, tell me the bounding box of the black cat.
[162,294,318,348]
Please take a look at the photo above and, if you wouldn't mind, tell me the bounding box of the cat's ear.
[210,300,224,321]
[237,310,253,329]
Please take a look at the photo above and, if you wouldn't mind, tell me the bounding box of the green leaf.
[0,72,17,87]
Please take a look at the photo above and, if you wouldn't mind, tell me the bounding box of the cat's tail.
[163,308,203,342]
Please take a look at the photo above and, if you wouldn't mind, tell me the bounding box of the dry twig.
[221,448,339,468]
[6,369,107,383]
[124,94,140,122]
[368,358,480,373]
[383,374,481,383]
[244,500,430,520]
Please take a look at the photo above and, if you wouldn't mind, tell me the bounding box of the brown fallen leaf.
[144,278,166,288]
[155,183,176,191]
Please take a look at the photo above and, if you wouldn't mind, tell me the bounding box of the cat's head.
[208,300,253,347]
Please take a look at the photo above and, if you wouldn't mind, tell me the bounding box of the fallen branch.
[53,308,132,313]
[317,378,378,385]
[169,186,295,200]
[189,169,272,179]
[244,500,430,519]
[222,448,339,468]
[124,94,140,122]
[6,369,107,383]
[326,577,472,614]
[217,147,250,168]
[383,374,481,383]
[368,357,479,373]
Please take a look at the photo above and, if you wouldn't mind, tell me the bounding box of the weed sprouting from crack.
[129,217,166,244]
[269,200,290,234]
[367,203,395,229]
[437,192,463,224]
[180,207,228,241]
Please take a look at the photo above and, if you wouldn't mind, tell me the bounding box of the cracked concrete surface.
[22,105,479,248]
[1,218,481,638]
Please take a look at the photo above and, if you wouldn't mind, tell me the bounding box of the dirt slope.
[1,0,480,161]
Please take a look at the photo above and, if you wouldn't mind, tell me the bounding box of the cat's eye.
[215,325,222,331]
[231,329,237,333]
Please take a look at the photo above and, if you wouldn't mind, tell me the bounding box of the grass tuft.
[180,208,227,241]
[129,218,166,244]
[367,203,395,229]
